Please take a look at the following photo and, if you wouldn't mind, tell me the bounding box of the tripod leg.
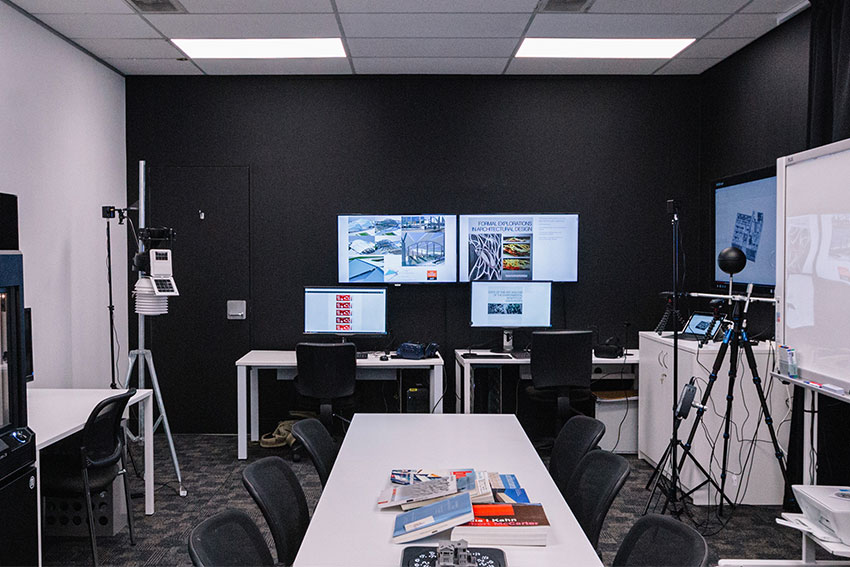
[719,326,741,516]
[645,442,672,490]
[144,352,187,497]
[741,332,789,483]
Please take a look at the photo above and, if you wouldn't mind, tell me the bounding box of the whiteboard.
[776,137,850,389]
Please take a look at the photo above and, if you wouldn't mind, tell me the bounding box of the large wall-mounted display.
[713,167,777,289]
[338,215,457,283]
[459,214,578,282]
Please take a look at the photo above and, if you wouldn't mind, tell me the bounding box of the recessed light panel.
[516,38,695,58]
[171,38,346,59]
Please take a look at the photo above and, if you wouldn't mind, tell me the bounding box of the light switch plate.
[227,300,246,320]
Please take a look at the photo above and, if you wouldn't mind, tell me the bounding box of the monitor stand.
[490,329,514,353]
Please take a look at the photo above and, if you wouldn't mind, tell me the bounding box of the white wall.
[0,2,127,388]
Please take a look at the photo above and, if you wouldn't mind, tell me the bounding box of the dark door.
[146,166,250,433]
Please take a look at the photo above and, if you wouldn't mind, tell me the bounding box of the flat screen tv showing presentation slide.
[338,215,457,283]
[304,287,387,335]
[714,168,777,288]
[470,281,552,328]
[459,214,578,282]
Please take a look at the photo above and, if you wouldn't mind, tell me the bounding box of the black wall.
[126,75,701,426]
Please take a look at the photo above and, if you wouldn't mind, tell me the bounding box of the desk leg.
[250,368,259,442]
[238,365,248,460]
[431,363,444,413]
[454,360,462,414]
[464,363,473,414]
[36,450,42,567]
[144,394,154,515]
[802,388,818,485]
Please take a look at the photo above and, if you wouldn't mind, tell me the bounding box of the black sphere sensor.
[718,246,747,275]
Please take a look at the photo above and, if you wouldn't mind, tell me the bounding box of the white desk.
[453,349,640,414]
[293,413,602,567]
[235,351,445,460]
[27,387,154,566]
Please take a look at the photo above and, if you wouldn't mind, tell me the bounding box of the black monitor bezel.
[469,280,553,329]
[711,165,777,295]
[303,285,388,336]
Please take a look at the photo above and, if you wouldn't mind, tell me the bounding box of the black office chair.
[613,514,709,567]
[188,509,274,567]
[294,342,357,431]
[525,330,594,439]
[564,449,630,549]
[241,456,310,566]
[548,415,606,498]
[291,418,339,488]
[40,389,136,567]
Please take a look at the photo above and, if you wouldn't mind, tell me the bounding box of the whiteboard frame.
[776,137,850,385]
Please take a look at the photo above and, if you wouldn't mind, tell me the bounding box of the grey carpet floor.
[42,433,811,566]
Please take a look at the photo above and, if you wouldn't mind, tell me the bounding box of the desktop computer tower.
[405,387,429,413]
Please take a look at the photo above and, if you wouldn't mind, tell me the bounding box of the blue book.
[392,492,474,543]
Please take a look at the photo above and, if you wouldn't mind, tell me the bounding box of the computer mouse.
[380,355,389,361]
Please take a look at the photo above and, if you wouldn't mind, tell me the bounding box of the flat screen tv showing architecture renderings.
[470,281,552,328]
[713,167,777,290]
[459,214,578,282]
[338,215,457,283]
[304,287,387,335]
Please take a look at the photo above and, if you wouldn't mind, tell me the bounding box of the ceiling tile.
[340,13,531,38]
[144,13,341,38]
[12,0,134,14]
[706,13,777,37]
[588,0,748,14]
[178,0,334,13]
[677,37,754,58]
[527,13,727,38]
[75,38,184,58]
[742,0,807,13]
[337,0,538,12]
[37,14,160,38]
[195,58,352,74]
[353,57,507,74]
[347,38,518,58]
[106,58,203,74]
[654,58,722,74]
[506,58,664,74]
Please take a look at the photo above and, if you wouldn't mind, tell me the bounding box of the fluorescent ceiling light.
[171,38,346,59]
[516,38,695,59]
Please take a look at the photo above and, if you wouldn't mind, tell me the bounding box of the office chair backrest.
[564,449,630,549]
[613,514,709,567]
[530,330,593,390]
[549,415,606,497]
[291,418,338,488]
[241,456,309,566]
[188,509,274,567]
[81,388,136,469]
[295,342,357,399]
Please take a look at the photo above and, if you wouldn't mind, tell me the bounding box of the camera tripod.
[646,288,788,515]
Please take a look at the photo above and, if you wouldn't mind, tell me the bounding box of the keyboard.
[511,351,531,359]
[461,352,511,359]
[355,352,368,359]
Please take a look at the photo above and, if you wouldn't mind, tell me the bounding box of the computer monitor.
[338,214,457,283]
[459,214,578,282]
[470,281,552,352]
[713,166,777,291]
[304,287,387,335]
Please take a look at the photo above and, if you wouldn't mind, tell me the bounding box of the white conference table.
[27,387,154,567]
[235,350,445,460]
[454,349,640,413]
[293,413,602,567]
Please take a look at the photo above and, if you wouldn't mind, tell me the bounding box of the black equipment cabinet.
[0,464,38,566]
[0,193,37,566]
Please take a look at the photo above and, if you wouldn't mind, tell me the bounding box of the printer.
[792,485,850,545]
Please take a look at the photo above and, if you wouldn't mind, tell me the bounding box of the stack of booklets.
[381,468,547,544]
[451,503,551,546]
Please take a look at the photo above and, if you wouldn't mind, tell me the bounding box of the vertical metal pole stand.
[123,348,187,497]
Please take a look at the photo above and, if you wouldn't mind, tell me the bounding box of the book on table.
[378,476,458,509]
[400,470,494,510]
[392,493,475,544]
[451,503,551,546]
[488,472,531,504]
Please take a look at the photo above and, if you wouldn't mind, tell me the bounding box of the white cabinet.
[638,331,791,505]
